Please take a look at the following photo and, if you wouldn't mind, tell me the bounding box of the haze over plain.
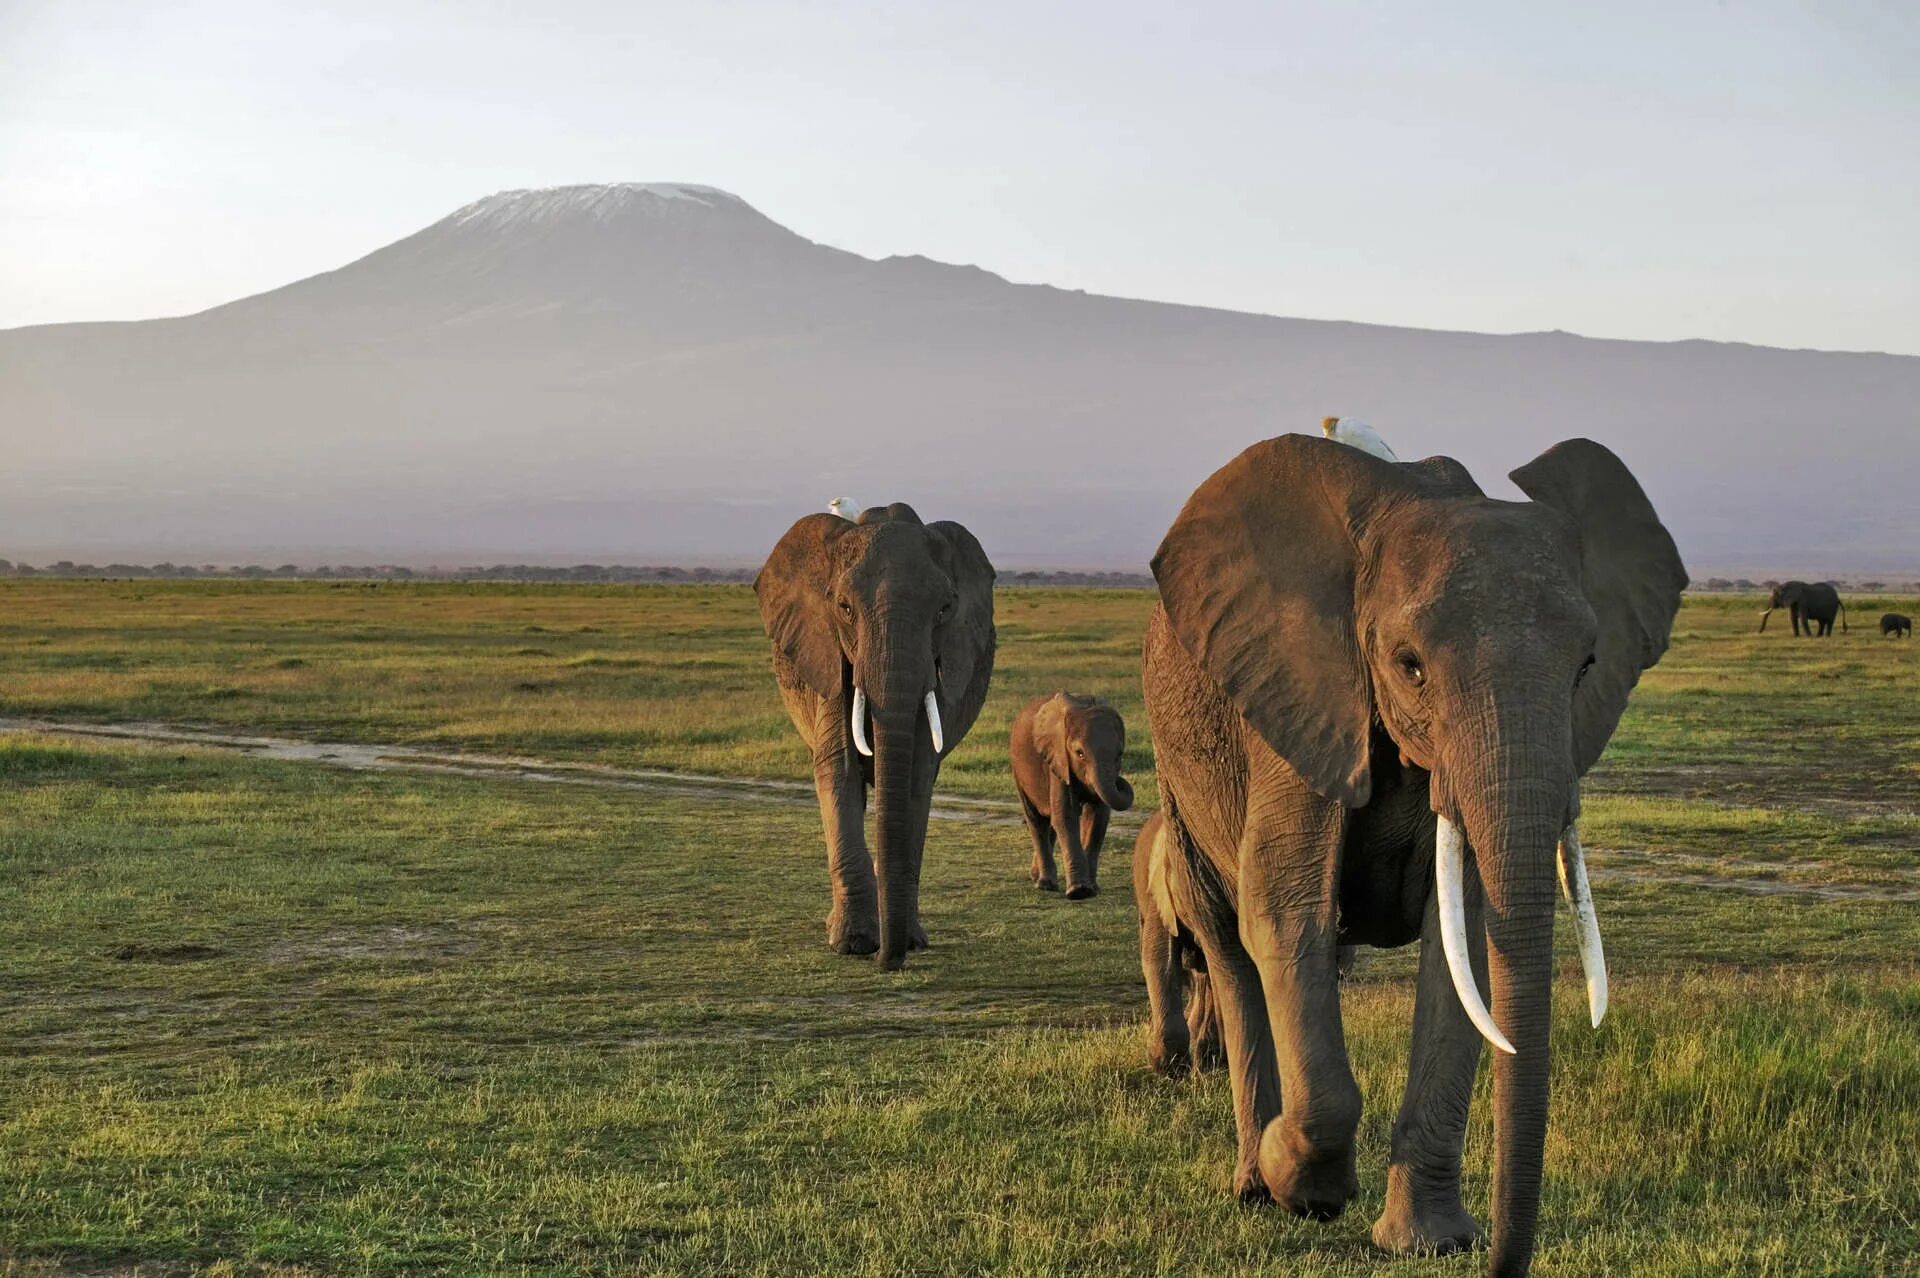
[3,2,1915,572]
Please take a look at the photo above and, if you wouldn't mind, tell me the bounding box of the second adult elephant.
[756,503,996,969]
[1759,580,1846,636]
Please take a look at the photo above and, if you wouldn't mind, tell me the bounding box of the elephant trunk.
[870,709,926,971]
[1443,709,1571,1278]
[1093,766,1134,813]
[1757,606,1773,633]
[864,624,935,970]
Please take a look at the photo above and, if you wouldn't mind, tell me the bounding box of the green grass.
[1,582,1917,1274]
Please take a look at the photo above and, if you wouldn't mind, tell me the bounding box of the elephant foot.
[1035,877,1060,893]
[1372,1182,1482,1257]
[1190,1027,1225,1072]
[1064,882,1099,901]
[1233,1162,1274,1206]
[1148,1034,1192,1079]
[908,919,929,952]
[826,906,879,956]
[1259,1120,1358,1222]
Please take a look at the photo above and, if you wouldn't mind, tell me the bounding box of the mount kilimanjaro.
[3,182,1916,572]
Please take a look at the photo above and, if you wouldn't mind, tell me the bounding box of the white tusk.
[1558,823,1609,1028]
[1436,816,1516,1055]
[923,690,945,754]
[850,686,873,757]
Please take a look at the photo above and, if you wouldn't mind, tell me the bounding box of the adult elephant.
[1759,580,1846,636]
[1144,435,1684,1276]
[756,503,995,970]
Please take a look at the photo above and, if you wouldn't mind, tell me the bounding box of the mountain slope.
[3,182,1916,571]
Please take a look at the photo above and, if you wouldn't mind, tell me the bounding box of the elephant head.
[755,503,995,969]
[1152,435,1684,1275]
[1758,580,1807,631]
[1036,693,1135,814]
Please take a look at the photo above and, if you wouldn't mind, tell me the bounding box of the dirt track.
[4,717,1917,902]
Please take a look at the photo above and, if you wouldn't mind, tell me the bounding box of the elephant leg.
[1240,798,1362,1222]
[812,704,878,956]
[1021,793,1059,891]
[1187,967,1225,1071]
[1081,803,1111,885]
[1183,908,1283,1202]
[1140,910,1192,1077]
[1050,778,1097,899]
[1373,866,1489,1256]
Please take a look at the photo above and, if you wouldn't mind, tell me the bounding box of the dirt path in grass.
[5,716,1919,902]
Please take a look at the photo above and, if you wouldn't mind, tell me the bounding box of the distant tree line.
[1692,577,1920,593]
[0,559,1911,593]
[0,559,1158,587]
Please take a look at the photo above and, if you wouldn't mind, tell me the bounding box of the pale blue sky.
[3,0,1915,353]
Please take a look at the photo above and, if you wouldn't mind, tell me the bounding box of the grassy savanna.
[1,581,1918,1273]
[2,580,1917,882]
[1,736,1916,1275]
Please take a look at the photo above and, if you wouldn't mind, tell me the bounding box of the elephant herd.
[754,433,1688,1277]
[1758,581,1914,640]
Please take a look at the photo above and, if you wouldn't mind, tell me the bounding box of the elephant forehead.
[1372,506,1590,630]
[839,526,948,596]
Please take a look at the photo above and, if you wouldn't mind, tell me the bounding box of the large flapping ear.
[754,513,853,699]
[925,520,996,719]
[1152,435,1477,807]
[1511,439,1688,775]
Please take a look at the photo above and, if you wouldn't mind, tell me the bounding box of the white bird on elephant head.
[828,497,859,521]
[1321,416,1398,462]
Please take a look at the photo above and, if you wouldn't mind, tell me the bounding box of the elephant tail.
[1839,598,1849,632]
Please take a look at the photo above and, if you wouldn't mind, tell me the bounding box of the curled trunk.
[1092,769,1134,812]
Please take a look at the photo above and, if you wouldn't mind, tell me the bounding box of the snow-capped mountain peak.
[445,183,757,230]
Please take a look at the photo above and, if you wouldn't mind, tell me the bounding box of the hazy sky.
[3,0,1915,353]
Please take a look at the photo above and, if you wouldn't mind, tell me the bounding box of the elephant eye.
[837,598,854,621]
[935,599,953,623]
[1395,648,1426,687]
[1575,654,1596,688]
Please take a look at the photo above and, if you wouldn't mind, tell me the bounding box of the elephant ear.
[926,520,997,738]
[1152,434,1480,807]
[1032,693,1070,777]
[754,513,852,700]
[1511,438,1688,776]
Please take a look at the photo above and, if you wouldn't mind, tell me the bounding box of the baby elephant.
[1134,812,1222,1076]
[1010,691,1134,898]
[1881,613,1912,638]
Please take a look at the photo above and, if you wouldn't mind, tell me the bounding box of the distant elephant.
[1144,435,1684,1275]
[1759,580,1846,636]
[1880,613,1911,638]
[1009,691,1134,898]
[756,503,996,969]
[1133,811,1222,1076]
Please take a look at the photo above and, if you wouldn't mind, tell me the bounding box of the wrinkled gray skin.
[1133,811,1223,1076]
[1759,580,1846,636]
[1009,692,1134,898]
[1143,436,1684,1276]
[756,504,995,970]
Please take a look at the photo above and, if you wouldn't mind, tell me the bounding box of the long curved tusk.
[1558,823,1609,1028]
[850,686,873,757]
[923,690,945,754]
[1436,816,1516,1055]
